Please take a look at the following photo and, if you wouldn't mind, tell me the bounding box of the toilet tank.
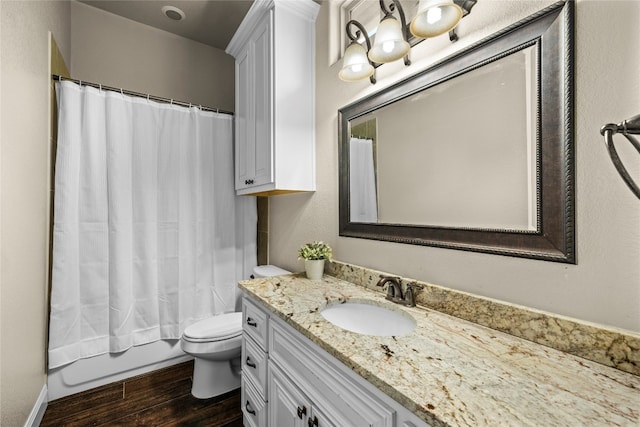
[235,265,291,311]
[252,265,291,278]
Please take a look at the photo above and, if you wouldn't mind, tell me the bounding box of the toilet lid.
[183,312,242,342]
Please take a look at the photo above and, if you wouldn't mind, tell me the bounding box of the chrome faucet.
[375,276,423,307]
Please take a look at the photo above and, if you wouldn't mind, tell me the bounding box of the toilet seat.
[182,312,242,343]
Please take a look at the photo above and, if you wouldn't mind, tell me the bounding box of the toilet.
[180,265,290,399]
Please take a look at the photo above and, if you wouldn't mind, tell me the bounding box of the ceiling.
[79,0,254,50]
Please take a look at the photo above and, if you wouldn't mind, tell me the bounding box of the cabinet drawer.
[243,297,269,350]
[242,333,268,398]
[242,376,267,427]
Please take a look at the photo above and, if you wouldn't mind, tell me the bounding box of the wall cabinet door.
[251,13,272,188]
[235,13,272,191]
[227,0,318,196]
[235,43,253,189]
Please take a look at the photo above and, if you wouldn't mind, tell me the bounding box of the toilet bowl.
[180,265,290,399]
[181,312,243,399]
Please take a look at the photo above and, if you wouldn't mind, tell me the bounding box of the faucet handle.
[404,281,424,307]
[406,281,424,291]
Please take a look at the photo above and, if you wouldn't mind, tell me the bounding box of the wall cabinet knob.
[308,415,319,427]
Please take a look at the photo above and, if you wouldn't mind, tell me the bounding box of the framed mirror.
[338,1,575,263]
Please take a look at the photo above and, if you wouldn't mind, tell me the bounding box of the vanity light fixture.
[339,20,377,84]
[339,0,477,84]
[412,0,476,41]
[411,0,462,38]
[368,0,411,66]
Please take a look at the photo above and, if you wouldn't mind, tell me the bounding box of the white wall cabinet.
[241,295,431,427]
[226,0,319,196]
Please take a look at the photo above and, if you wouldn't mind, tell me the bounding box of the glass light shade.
[339,42,375,82]
[368,17,410,63]
[410,0,463,38]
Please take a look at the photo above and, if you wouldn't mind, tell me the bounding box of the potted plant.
[298,241,332,280]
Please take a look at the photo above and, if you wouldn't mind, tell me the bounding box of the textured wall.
[70,1,235,112]
[269,0,640,332]
[0,1,71,425]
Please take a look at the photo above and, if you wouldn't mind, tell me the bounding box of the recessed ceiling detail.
[78,1,254,50]
[162,5,185,21]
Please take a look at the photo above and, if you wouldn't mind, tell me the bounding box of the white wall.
[70,0,235,111]
[0,1,71,426]
[269,0,640,333]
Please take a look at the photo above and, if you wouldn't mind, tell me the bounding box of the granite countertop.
[239,273,640,427]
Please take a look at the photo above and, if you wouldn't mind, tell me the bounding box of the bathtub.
[47,339,192,400]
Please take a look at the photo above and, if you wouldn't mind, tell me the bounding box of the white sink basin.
[320,301,416,336]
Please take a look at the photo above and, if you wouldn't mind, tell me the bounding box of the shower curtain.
[49,80,256,369]
[349,137,378,222]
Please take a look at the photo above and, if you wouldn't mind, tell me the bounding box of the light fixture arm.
[449,0,478,41]
[379,0,411,66]
[345,20,377,84]
[346,20,371,50]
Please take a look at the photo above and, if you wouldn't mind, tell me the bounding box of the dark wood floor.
[41,361,243,426]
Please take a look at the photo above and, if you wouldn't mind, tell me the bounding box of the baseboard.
[24,384,48,427]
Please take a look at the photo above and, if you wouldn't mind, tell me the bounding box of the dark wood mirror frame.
[338,1,575,263]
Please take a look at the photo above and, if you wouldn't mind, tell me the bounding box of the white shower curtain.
[350,137,378,222]
[49,81,256,369]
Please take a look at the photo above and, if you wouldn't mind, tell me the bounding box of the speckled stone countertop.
[239,273,640,427]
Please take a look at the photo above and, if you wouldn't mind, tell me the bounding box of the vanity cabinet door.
[268,363,311,427]
[308,405,341,427]
[269,318,394,427]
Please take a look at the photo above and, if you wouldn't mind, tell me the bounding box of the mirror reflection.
[348,45,539,230]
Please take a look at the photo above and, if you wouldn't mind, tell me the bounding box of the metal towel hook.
[600,114,640,199]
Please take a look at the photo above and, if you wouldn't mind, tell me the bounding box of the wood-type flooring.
[41,361,243,426]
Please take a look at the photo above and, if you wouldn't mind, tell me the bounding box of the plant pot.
[304,259,325,280]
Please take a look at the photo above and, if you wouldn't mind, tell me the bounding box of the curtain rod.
[52,75,234,116]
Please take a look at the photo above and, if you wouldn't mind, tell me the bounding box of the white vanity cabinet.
[226,0,319,196]
[241,295,431,427]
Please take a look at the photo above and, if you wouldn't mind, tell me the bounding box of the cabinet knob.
[246,317,257,327]
[245,400,256,416]
[246,356,257,369]
[308,415,319,427]
[244,179,255,185]
[297,405,307,419]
